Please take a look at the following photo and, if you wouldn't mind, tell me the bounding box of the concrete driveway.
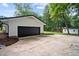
[0,35,79,56]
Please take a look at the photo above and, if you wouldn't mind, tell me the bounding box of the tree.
[0,16,5,30]
[48,3,72,34]
[0,21,3,30]
[70,16,79,28]
[14,3,37,16]
[42,4,66,31]
[43,5,56,31]
[69,4,79,28]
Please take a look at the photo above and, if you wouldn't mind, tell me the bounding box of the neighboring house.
[0,15,45,37]
[63,27,79,35]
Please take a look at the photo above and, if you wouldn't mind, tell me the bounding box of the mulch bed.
[0,33,19,46]
[0,37,19,46]
[4,37,19,46]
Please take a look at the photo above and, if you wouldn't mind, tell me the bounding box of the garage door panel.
[18,26,40,37]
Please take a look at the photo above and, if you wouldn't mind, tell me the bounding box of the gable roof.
[0,15,46,25]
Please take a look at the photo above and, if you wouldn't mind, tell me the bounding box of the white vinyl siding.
[8,17,44,36]
[63,28,78,34]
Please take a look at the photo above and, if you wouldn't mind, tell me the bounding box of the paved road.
[0,35,79,56]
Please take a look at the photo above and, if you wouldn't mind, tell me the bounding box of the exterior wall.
[8,17,44,37]
[63,28,78,34]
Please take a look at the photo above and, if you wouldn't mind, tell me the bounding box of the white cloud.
[2,3,9,7]
[36,6,44,9]
[32,3,47,9]
[39,13,43,16]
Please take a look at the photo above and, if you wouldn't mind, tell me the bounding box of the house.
[0,15,45,37]
[63,27,79,35]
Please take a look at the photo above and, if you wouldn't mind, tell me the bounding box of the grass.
[42,31,63,35]
[0,31,2,32]
[0,29,5,33]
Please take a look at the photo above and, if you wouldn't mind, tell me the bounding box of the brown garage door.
[18,26,40,37]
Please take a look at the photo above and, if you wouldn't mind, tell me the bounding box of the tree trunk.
[63,15,70,34]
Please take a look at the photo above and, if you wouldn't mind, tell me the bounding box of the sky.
[0,3,47,17]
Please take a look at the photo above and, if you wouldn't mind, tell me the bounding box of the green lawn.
[42,31,63,35]
[0,29,5,33]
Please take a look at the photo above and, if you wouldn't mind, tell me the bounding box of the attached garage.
[1,15,45,37]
